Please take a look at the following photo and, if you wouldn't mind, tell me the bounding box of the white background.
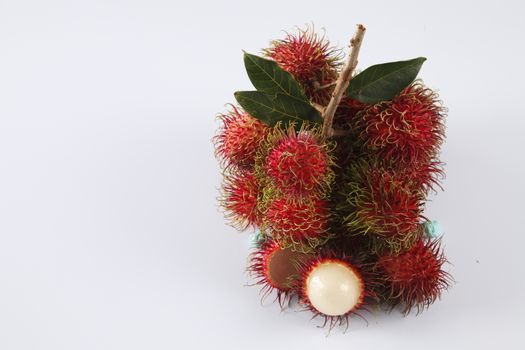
[1,0,524,349]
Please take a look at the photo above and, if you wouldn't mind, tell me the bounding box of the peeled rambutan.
[221,170,261,229]
[376,238,451,314]
[264,29,341,105]
[339,161,424,252]
[248,239,310,305]
[214,106,269,169]
[264,197,329,250]
[263,127,334,200]
[355,82,445,165]
[296,254,376,329]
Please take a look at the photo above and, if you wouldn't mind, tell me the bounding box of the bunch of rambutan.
[214,24,451,330]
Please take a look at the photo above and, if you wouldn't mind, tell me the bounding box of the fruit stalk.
[321,24,366,139]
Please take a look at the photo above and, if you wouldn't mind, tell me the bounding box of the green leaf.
[234,91,322,127]
[243,52,309,102]
[347,57,427,104]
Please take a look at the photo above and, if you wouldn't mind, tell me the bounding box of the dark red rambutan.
[264,128,334,200]
[296,254,377,329]
[376,238,451,314]
[222,170,261,229]
[355,82,445,165]
[339,161,424,252]
[264,197,329,250]
[265,29,341,105]
[248,239,310,305]
[214,106,269,169]
[334,97,368,127]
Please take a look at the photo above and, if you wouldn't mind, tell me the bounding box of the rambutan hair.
[214,105,269,170]
[248,239,309,306]
[256,124,335,202]
[354,81,445,166]
[338,160,425,253]
[296,253,378,330]
[264,27,341,105]
[376,238,452,314]
[263,197,330,252]
[221,169,261,229]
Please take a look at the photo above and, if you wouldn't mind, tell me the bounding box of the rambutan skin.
[354,82,445,165]
[263,127,334,200]
[264,197,329,250]
[376,238,451,314]
[221,170,261,229]
[214,106,269,169]
[264,29,341,105]
[248,239,310,305]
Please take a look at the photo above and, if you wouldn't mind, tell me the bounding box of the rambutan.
[213,25,452,325]
[248,239,309,305]
[334,97,368,127]
[296,255,376,329]
[221,170,261,229]
[214,106,269,169]
[261,127,334,200]
[399,160,444,193]
[264,28,341,105]
[339,161,424,252]
[355,82,445,165]
[376,238,451,314]
[264,197,330,251]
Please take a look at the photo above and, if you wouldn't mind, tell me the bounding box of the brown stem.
[312,102,325,114]
[321,24,366,139]
[330,129,352,137]
[314,81,337,91]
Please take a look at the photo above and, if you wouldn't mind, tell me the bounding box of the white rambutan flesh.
[305,261,364,316]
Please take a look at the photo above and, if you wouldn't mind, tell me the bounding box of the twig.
[312,102,325,114]
[314,81,337,91]
[321,24,366,139]
[330,129,352,137]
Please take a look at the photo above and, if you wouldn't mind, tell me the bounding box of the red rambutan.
[264,28,341,105]
[248,239,309,305]
[335,97,368,127]
[222,170,261,229]
[264,197,329,250]
[355,82,445,165]
[214,106,269,169]
[340,161,424,252]
[296,255,376,329]
[263,128,334,200]
[376,238,451,314]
